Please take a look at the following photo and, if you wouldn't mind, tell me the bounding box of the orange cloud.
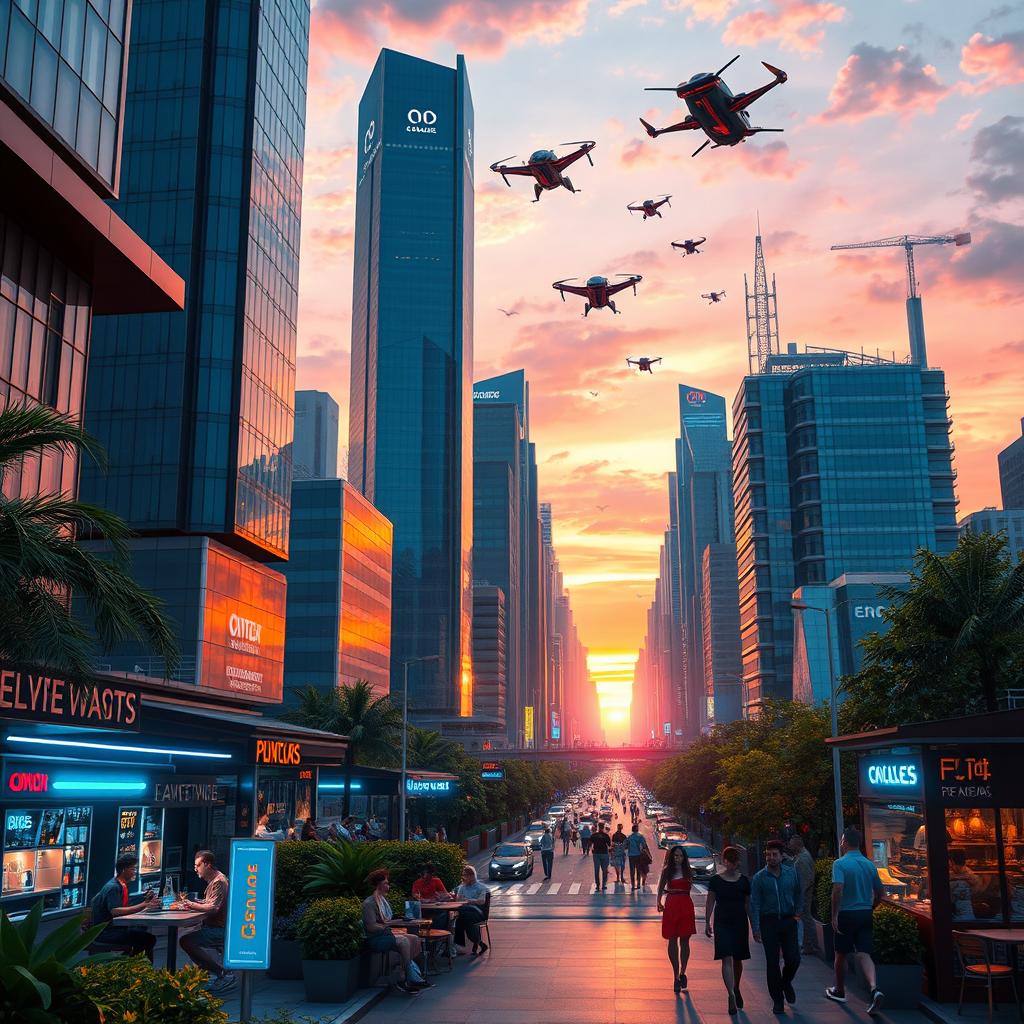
[960,31,1024,95]
[663,0,737,25]
[724,1,846,54]
[313,0,591,59]
[476,181,541,247]
[819,43,950,122]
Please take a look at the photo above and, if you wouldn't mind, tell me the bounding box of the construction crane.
[830,232,971,368]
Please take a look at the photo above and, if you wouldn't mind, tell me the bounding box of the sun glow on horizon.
[588,652,636,742]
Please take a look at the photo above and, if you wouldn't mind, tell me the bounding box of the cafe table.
[972,930,1024,1021]
[108,908,206,971]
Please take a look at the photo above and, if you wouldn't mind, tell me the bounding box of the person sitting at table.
[362,868,430,993]
[178,850,235,993]
[453,864,490,957]
[412,862,453,928]
[90,854,158,961]
[253,814,286,840]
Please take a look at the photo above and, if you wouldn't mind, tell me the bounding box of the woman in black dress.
[704,846,751,1015]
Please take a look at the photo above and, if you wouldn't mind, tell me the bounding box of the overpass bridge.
[464,745,682,764]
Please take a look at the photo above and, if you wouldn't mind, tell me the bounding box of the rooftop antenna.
[745,213,781,373]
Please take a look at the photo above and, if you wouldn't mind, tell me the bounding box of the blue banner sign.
[406,777,454,795]
[481,769,504,781]
[224,839,276,970]
[858,753,923,798]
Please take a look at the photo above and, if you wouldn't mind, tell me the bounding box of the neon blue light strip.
[318,782,363,791]
[51,781,147,793]
[6,735,232,759]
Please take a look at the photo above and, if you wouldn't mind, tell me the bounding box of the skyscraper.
[733,347,958,714]
[294,390,339,480]
[80,0,310,702]
[0,0,183,501]
[999,418,1024,509]
[348,49,474,719]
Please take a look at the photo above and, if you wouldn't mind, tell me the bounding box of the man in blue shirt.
[90,854,158,960]
[826,826,886,1015]
[750,840,803,1013]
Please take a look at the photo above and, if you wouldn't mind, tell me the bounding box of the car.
[659,828,689,849]
[547,804,567,818]
[489,842,534,880]
[646,804,664,818]
[657,820,684,839]
[578,815,596,831]
[679,842,718,881]
[524,820,548,849]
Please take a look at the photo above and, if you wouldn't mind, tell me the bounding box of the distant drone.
[552,274,642,317]
[627,195,672,220]
[497,308,519,317]
[702,291,726,304]
[589,390,600,397]
[490,141,596,202]
[640,55,787,158]
[627,356,662,373]
[672,237,706,256]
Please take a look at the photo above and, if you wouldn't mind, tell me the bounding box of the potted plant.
[851,905,924,1008]
[298,897,365,1003]
[812,858,835,962]
[268,902,306,980]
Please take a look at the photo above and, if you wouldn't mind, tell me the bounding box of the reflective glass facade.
[348,49,474,717]
[276,479,393,700]
[999,419,1024,509]
[1,0,127,189]
[0,212,90,498]
[81,0,308,561]
[733,357,958,714]
[293,389,338,480]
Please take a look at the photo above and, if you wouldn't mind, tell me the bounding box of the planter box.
[302,957,360,1003]
[268,938,303,980]
[848,958,923,1009]
[813,919,835,963]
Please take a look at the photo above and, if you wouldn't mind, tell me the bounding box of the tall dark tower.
[348,50,475,720]
[744,221,781,373]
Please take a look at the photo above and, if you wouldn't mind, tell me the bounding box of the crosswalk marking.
[548,883,561,894]
[568,882,581,894]
[506,883,524,895]
[526,883,542,895]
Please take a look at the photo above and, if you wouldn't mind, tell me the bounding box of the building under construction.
[732,231,959,715]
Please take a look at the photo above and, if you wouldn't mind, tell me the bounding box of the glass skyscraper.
[294,389,339,480]
[348,49,474,719]
[999,418,1024,509]
[732,349,958,714]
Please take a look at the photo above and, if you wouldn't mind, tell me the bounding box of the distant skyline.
[297,1,1024,726]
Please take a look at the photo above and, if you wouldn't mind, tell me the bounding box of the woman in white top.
[454,865,490,955]
[361,868,430,993]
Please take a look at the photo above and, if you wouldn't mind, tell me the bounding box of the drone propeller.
[715,54,742,78]
[616,273,643,279]
[762,61,786,80]
[561,140,597,165]
[552,278,578,301]
[489,155,518,170]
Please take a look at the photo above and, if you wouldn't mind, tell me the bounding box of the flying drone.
[627,196,672,220]
[702,291,726,304]
[627,357,662,373]
[672,237,706,256]
[639,55,787,158]
[552,274,642,317]
[490,141,596,202]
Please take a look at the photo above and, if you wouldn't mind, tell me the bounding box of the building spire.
[744,218,781,374]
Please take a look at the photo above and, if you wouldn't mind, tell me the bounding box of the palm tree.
[405,727,460,771]
[0,405,178,675]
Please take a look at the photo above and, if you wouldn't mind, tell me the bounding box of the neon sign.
[867,764,918,787]
[406,778,454,795]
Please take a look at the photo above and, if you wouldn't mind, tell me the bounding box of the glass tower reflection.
[348,49,474,718]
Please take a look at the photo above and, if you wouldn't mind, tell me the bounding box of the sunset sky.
[296,0,1024,735]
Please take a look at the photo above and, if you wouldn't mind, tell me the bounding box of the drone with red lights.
[552,274,642,317]
[490,141,596,202]
[672,237,706,256]
[702,291,726,304]
[639,55,787,158]
[627,357,662,373]
[627,195,672,220]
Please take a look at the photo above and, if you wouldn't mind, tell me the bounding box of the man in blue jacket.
[750,839,803,1014]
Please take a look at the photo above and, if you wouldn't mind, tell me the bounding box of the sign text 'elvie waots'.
[0,663,141,731]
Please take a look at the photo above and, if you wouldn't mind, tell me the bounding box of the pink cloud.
[619,136,663,167]
[960,31,1024,94]
[475,180,542,247]
[700,140,808,181]
[313,0,591,59]
[663,0,737,25]
[724,1,846,54]
[608,0,646,14]
[308,224,355,257]
[819,43,950,122]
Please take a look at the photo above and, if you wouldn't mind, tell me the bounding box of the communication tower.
[745,220,781,374]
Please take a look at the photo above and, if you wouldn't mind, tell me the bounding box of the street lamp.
[791,601,845,854]
[400,654,441,842]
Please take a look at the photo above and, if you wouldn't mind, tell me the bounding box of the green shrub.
[0,902,109,1024]
[873,904,923,965]
[272,901,308,941]
[370,841,465,893]
[297,897,365,961]
[76,955,228,1024]
[813,857,835,922]
[274,841,327,917]
[303,841,388,900]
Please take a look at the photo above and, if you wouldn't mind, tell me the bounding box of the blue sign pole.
[224,839,276,1022]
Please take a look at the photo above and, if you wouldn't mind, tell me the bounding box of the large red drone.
[672,237,706,256]
[490,141,596,202]
[553,274,642,317]
[627,196,672,220]
[627,357,662,373]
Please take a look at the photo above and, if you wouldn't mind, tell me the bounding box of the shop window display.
[1001,808,1024,922]
[863,803,930,910]
[117,805,165,895]
[945,808,1002,922]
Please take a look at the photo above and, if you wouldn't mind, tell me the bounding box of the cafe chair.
[480,890,493,954]
[953,930,1021,1023]
[422,928,454,974]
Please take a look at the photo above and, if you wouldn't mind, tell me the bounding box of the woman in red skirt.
[657,844,696,993]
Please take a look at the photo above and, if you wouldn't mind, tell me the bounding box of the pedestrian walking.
[626,823,649,889]
[750,839,803,1014]
[825,827,886,1016]
[705,846,751,1015]
[540,826,555,880]
[560,817,571,855]
[788,835,817,954]
[570,823,579,849]
[590,823,612,891]
[657,844,696,994]
[611,823,627,884]
[580,821,592,856]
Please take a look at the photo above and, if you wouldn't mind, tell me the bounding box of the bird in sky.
[497,308,519,316]
[596,504,609,511]
[589,390,600,397]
